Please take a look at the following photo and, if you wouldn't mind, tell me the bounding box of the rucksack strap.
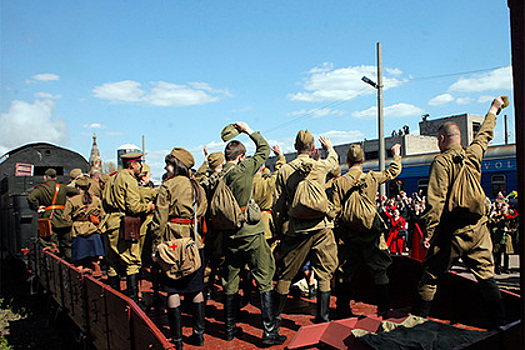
[47,184,61,219]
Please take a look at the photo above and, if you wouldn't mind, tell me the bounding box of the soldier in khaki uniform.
[68,168,83,188]
[253,144,286,248]
[27,168,77,260]
[195,148,226,297]
[330,144,401,317]
[150,148,208,348]
[219,122,286,345]
[273,131,339,324]
[88,169,103,198]
[63,176,105,272]
[137,164,157,266]
[412,97,508,328]
[100,152,155,303]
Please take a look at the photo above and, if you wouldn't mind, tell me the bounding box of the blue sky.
[0,1,515,182]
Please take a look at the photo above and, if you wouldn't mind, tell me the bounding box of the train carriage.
[0,142,89,259]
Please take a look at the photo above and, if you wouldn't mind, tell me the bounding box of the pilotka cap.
[208,152,225,170]
[45,168,57,177]
[221,124,240,142]
[170,147,195,169]
[347,144,364,163]
[294,130,314,149]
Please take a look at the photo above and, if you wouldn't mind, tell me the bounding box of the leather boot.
[479,278,507,328]
[273,291,288,334]
[167,307,183,350]
[260,291,286,346]
[375,283,390,313]
[107,275,121,292]
[315,291,331,323]
[126,274,140,303]
[335,281,351,319]
[188,301,205,346]
[224,293,243,341]
[412,295,432,318]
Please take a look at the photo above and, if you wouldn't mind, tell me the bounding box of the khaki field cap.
[70,168,82,179]
[208,152,225,169]
[295,130,314,149]
[170,147,195,169]
[141,164,150,174]
[45,168,57,177]
[221,124,240,142]
[347,144,364,163]
[121,152,143,161]
[75,175,91,188]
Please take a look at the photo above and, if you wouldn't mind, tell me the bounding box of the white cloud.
[0,99,68,155]
[93,80,146,102]
[319,130,365,146]
[92,80,229,107]
[455,97,472,105]
[352,103,424,120]
[478,95,495,103]
[288,63,407,102]
[288,108,346,119]
[449,66,513,92]
[83,123,107,129]
[428,93,455,106]
[35,92,62,99]
[105,131,123,136]
[26,73,60,84]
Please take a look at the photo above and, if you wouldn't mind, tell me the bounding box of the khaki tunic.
[220,132,276,295]
[330,157,402,286]
[150,176,207,249]
[252,155,286,240]
[273,149,340,294]
[27,180,77,259]
[88,178,103,198]
[100,169,150,276]
[418,112,498,301]
[63,194,105,238]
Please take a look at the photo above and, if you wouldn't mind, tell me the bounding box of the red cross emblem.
[170,243,178,250]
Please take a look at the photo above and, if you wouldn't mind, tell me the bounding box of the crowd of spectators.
[375,188,519,273]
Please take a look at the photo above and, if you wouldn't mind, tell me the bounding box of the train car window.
[365,151,378,160]
[472,122,481,137]
[33,166,64,176]
[418,179,429,196]
[491,174,506,198]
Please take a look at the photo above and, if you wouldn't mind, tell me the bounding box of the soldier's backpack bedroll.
[446,153,486,219]
[288,161,333,220]
[341,171,378,231]
[209,178,245,230]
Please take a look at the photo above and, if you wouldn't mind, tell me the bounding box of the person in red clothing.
[385,208,407,254]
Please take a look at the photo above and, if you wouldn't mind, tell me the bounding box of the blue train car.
[349,144,516,199]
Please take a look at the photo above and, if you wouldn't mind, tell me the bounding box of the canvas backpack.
[341,170,378,231]
[209,168,245,230]
[446,153,486,219]
[288,161,333,220]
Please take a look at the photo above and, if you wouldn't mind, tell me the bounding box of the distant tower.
[89,134,103,171]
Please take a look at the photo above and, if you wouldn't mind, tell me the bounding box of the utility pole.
[142,135,146,162]
[377,42,386,196]
[504,114,509,145]
[362,43,386,196]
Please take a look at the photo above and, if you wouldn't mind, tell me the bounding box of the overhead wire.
[262,64,511,135]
